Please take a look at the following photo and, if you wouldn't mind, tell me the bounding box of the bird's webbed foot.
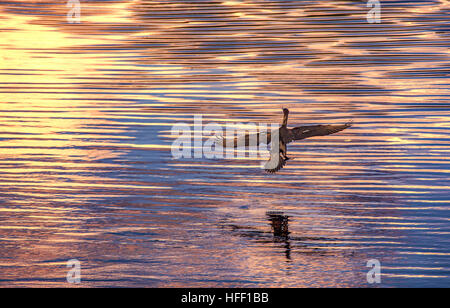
[279,150,290,161]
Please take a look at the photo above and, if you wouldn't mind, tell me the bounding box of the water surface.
[0,0,449,287]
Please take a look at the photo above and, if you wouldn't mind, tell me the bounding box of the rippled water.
[0,0,449,287]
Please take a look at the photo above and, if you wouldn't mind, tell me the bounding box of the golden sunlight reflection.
[0,0,449,287]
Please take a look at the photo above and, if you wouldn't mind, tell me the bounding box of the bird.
[216,108,352,173]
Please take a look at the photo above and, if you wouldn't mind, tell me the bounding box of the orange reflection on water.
[0,0,449,287]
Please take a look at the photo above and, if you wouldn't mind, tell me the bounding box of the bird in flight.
[217,108,352,173]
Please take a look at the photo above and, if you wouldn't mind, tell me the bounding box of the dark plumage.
[216,108,352,173]
[264,108,351,173]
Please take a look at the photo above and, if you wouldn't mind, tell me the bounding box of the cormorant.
[217,108,352,173]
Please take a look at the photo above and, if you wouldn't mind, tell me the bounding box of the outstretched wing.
[264,153,287,173]
[263,143,287,173]
[286,123,351,144]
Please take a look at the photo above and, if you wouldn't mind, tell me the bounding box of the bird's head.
[282,108,289,115]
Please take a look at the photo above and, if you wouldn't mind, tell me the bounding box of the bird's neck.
[282,113,288,127]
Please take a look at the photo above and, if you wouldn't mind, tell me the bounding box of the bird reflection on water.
[222,209,353,263]
[266,211,291,260]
